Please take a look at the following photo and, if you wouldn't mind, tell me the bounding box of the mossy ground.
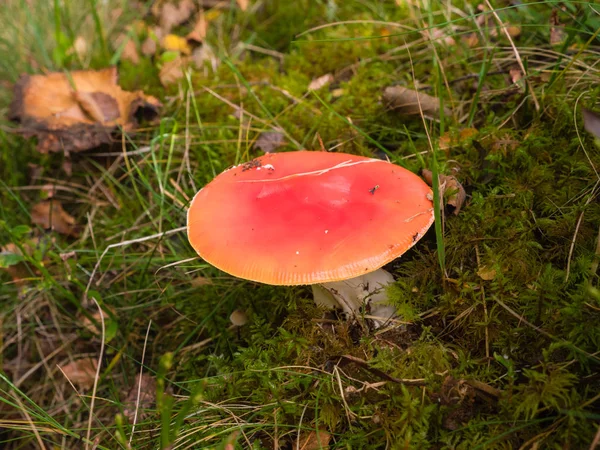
[1,1,600,449]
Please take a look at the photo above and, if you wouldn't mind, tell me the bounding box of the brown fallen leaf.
[477,266,497,281]
[308,73,334,91]
[123,373,157,422]
[159,56,191,86]
[31,200,79,236]
[299,428,331,450]
[439,128,478,151]
[430,28,456,46]
[59,359,98,390]
[74,91,121,123]
[187,11,207,43]
[80,306,112,335]
[583,108,600,140]
[115,34,140,65]
[9,67,161,153]
[383,86,451,119]
[550,10,566,46]
[254,131,285,153]
[0,244,31,286]
[506,25,521,39]
[157,0,195,33]
[422,170,466,216]
[463,33,479,48]
[509,68,523,85]
[0,237,51,285]
[236,0,249,11]
[142,36,158,56]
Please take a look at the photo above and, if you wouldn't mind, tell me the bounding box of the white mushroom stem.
[311,268,397,328]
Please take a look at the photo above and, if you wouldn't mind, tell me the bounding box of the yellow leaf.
[162,34,191,55]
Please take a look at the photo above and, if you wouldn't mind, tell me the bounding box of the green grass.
[1,0,600,449]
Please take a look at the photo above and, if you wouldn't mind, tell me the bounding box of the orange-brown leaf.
[383,86,450,119]
[59,359,98,390]
[31,200,79,237]
[9,67,161,153]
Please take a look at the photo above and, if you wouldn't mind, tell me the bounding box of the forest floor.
[1,0,600,449]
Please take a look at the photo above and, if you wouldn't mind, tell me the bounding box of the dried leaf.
[430,28,456,45]
[0,238,48,285]
[422,170,466,216]
[80,307,111,334]
[74,91,120,123]
[477,266,497,281]
[9,67,161,153]
[0,248,29,285]
[59,359,98,390]
[583,108,600,140]
[509,68,522,85]
[308,73,334,91]
[187,11,207,42]
[158,0,195,33]
[115,34,140,65]
[443,175,466,215]
[383,86,451,119]
[159,56,190,86]
[141,36,157,56]
[236,0,249,11]
[299,428,331,450]
[189,276,213,287]
[550,10,566,46]
[506,25,521,38]
[254,131,285,153]
[191,44,218,72]
[123,373,156,422]
[162,34,191,55]
[463,33,479,48]
[439,128,478,150]
[31,200,79,236]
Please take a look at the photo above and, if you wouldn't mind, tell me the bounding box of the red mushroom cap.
[187,151,434,285]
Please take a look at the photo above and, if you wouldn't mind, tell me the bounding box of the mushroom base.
[311,268,397,328]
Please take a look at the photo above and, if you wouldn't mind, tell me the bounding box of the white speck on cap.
[296,251,300,255]
[325,230,329,234]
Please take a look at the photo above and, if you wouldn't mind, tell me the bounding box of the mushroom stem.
[311,268,397,328]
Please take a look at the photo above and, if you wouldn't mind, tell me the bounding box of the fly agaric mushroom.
[187,151,434,327]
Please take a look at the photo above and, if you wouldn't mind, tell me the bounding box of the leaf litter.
[9,67,161,153]
[383,85,451,119]
[422,169,466,216]
[59,359,98,390]
[30,200,79,237]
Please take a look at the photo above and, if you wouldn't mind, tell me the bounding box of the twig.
[340,355,426,386]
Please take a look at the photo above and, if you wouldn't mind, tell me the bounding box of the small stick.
[340,355,426,386]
